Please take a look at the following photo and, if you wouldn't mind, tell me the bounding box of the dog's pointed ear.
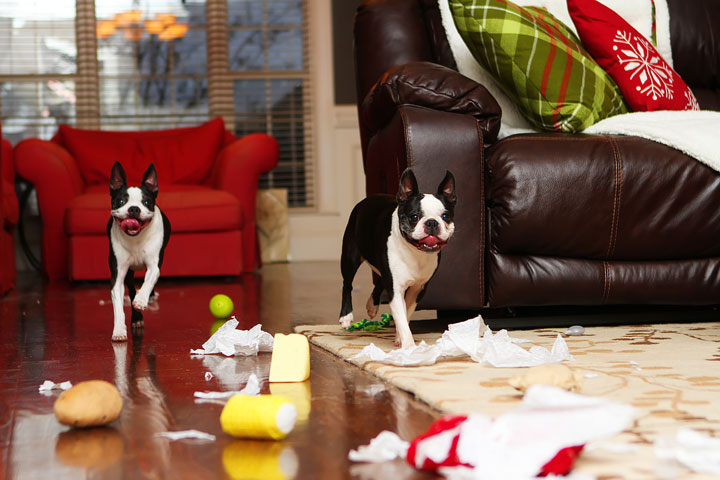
[397,168,419,203]
[109,162,127,191]
[437,170,456,205]
[142,164,159,193]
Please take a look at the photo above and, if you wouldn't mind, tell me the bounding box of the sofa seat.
[65,185,244,235]
[487,134,720,306]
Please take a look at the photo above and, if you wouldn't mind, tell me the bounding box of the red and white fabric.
[567,0,699,112]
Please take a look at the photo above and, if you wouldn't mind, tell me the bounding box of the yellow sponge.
[269,334,310,383]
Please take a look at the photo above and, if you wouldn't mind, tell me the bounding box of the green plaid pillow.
[450,0,628,132]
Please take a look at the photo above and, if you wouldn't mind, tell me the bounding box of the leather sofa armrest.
[211,132,279,272]
[13,139,85,279]
[360,61,502,146]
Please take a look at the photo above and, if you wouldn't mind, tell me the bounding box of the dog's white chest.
[111,208,165,270]
[386,233,439,288]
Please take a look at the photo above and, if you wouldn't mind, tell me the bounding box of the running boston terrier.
[339,168,456,349]
[108,162,171,342]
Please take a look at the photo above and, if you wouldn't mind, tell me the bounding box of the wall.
[288,0,364,262]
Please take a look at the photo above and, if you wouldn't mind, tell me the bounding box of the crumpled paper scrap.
[348,431,409,462]
[655,428,720,474]
[38,380,72,394]
[350,316,573,368]
[414,385,635,479]
[190,319,273,356]
[155,430,216,441]
[194,373,260,401]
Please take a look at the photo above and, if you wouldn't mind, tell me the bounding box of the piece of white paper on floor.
[655,428,720,474]
[38,380,72,394]
[349,385,634,480]
[154,429,216,441]
[349,315,573,367]
[189,318,273,356]
[193,373,260,400]
[348,430,410,463]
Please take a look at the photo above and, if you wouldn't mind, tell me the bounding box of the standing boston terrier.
[339,169,456,349]
[108,162,171,342]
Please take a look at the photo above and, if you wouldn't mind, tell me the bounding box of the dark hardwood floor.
[0,262,442,479]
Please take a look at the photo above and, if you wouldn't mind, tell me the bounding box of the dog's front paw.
[132,297,148,311]
[112,328,128,342]
[339,312,354,329]
[395,333,415,350]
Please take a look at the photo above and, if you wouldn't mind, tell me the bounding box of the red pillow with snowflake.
[567,0,699,111]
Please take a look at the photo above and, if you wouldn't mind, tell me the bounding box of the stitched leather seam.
[476,119,485,306]
[393,78,494,117]
[605,136,621,259]
[608,137,623,258]
[602,260,609,304]
[399,108,413,175]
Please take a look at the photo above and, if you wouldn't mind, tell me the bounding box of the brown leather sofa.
[354,0,720,321]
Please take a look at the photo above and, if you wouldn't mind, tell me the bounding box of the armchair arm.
[360,61,502,147]
[14,139,85,280]
[211,133,279,272]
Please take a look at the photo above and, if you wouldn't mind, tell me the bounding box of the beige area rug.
[296,322,720,479]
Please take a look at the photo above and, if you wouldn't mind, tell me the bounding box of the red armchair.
[1,138,18,294]
[13,118,278,281]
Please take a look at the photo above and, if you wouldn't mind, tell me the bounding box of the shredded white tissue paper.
[416,385,635,479]
[155,430,216,441]
[194,373,260,400]
[204,372,213,381]
[190,318,273,356]
[655,428,720,474]
[350,341,444,367]
[38,380,72,393]
[350,316,573,368]
[348,431,409,463]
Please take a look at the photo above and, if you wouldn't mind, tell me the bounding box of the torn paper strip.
[349,431,410,463]
[349,342,444,367]
[190,319,273,356]
[655,428,720,474]
[38,380,72,393]
[155,430,216,441]
[194,373,260,400]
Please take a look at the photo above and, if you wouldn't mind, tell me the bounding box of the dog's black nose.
[128,206,141,217]
[425,218,438,234]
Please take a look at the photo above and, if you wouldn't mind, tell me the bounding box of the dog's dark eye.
[410,214,419,223]
[118,199,125,206]
[442,213,450,222]
[143,200,151,208]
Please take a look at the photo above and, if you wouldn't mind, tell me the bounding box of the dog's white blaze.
[411,194,452,240]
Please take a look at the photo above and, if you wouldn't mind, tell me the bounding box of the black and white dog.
[108,162,171,342]
[339,169,456,349]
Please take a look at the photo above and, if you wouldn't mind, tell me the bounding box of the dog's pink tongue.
[121,218,141,232]
[421,235,439,247]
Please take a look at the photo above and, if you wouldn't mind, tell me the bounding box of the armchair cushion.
[64,185,243,236]
[450,0,628,132]
[58,117,225,186]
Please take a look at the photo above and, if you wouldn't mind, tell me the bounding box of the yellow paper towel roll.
[221,395,297,440]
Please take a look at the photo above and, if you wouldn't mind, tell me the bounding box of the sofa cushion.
[58,118,225,186]
[65,185,243,235]
[449,0,628,132]
[568,0,700,112]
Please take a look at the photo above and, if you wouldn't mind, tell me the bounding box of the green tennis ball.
[209,294,234,319]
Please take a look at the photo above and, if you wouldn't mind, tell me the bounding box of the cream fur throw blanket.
[438,0,720,174]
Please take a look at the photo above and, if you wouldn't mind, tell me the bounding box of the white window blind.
[0,0,314,208]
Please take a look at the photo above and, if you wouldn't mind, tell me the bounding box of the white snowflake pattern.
[684,89,700,111]
[613,30,674,101]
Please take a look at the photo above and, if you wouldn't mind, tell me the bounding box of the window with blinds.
[0,0,314,208]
